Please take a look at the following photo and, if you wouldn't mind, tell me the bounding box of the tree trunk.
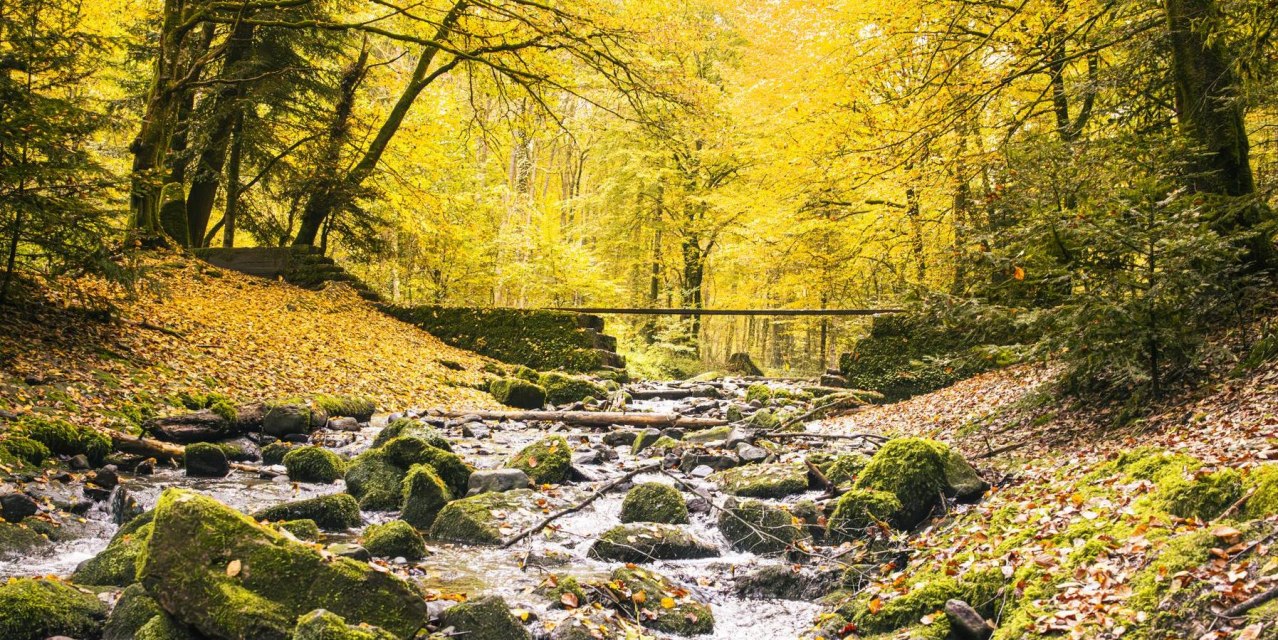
[222,111,244,247]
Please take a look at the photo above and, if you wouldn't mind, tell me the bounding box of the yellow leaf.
[1013,266,1026,281]
[660,597,676,609]
[226,559,241,577]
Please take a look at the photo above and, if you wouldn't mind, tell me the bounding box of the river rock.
[327,416,361,431]
[681,452,737,471]
[827,489,903,541]
[945,599,994,640]
[429,489,550,545]
[102,583,163,640]
[139,489,428,640]
[854,437,952,528]
[327,543,372,561]
[372,419,452,451]
[400,464,452,529]
[283,446,345,484]
[0,492,38,522]
[294,609,396,640]
[183,442,229,477]
[380,436,471,496]
[0,577,108,640]
[630,428,663,454]
[735,442,769,463]
[619,483,688,524]
[589,522,719,563]
[90,465,120,489]
[718,499,805,554]
[605,567,713,635]
[438,595,531,640]
[733,564,843,601]
[506,436,572,484]
[252,493,361,531]
[602,430,636,447]
[714,462,809,498]
[466,469,530,496]
[489,378,546,409]
[362,520,427,561]
[262,402,312,437]
[72,510,154,586]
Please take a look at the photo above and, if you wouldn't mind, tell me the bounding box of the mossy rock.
[379,436,471,496]
[854,438,947,528]
[0,577,108,640]
[619,483,688,524]
[261,441,294,466]
[0,521,51,557]
[400,464,453,530]
[714,462,809,498]
[437,595,531,640]
[345,449,407,511]
[606,567,713,636]
[429,489,543,545]
[284,446,346,484]
[312,394,376,422]
[718,499,804,555]
[1154,468,1244,520]
[927,441,988,499]
[15,415,111,465]
[263,402,315,437]
[589,522,719,563]
[72,511,154,586]
[630,429,663,454]
[511,365,541,382]
[746,408,782,430]
[136,613,202,640]
[103,583,163,640]
[541,575,586,609]
[184,442,230,477]
[253,493,362,531]
[293,609,397,640]
[506,436,572,484]
[843,569,1003,635]
[1243,464,1278,519]
[1113,447,1202,482]
[745,384,772,403]
[538,372,607,406]
[0,435,50,465]
[138,489,429,640]
[362,520,427,561]
[826,489,902,542]
[821,454,871,488]
[683,426,732,444]
[489,378,547,410]
[372,418,452,451]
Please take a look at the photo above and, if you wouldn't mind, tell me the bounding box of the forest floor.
[0,251,496,433]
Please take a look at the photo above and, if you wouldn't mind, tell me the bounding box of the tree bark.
[222,110,244,247]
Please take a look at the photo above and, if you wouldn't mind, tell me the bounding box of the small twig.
[1211,488,1256,524]
[976,440,1031,459]
[757,431,889,444]
[1222,584,1278,618]
[500,463,661,548]
[804,458,842,498]
[137,320,186,339]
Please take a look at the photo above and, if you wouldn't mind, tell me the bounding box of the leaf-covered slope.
[0,254,495,433]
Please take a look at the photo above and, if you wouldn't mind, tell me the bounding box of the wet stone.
[0,492,38,522]
[602,430,636,447]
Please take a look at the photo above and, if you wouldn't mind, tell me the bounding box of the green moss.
[925,440,989,498]
[683,426,732,443]
[607,567,713,635]
[275,519,321,541]
[103,583,162,640]
[253,493,362,531]
[537,372,607,406]
[718,499,804,554]
[1112,447,1202,482]
[846,570,1001,635]
[140,489,428,640]
[511,365,540,382]
[15,415,110,465]
[543,575,586,609]
[362,520,427,561]
[0,436,50,465]
[135,613,200,640]
[827,489,903,542]
[715,462,809,498]
[506,436,572,484]
[1154,468,1243,520]
[400,464,453,530]
[437,595,531,640]
[855,438,947,528]
[293,609,397,640]
[72,518,154,586]
[747,408,782,430]
[488,378,547,409]
[262,441,293,466]
[372,418,452,451]
[0,577,107,640]
[822,453,871,488]
[1128,529,1217,613]
[0,521,50,556]
[589,522,718,562]
[745,384,773,404]
[312,394,376,422]
[379,436,471,496]
[283,446,346,484]
[1243,464,1278,519]
[620,483,688,524]
[429,490,534,545]
[344,449,407,511]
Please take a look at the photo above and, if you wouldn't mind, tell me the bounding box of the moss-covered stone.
[927,441,989,499]
[1243,464,1278,519]
[429,489,542,545]
[718,499,805,554]
[683,426,732,444]
[184,441,230,477]
[379,436,471,497]
[15,414,111,465]
[284,446,346,484]
[827,489,903,542]
[747,408,782,430]
[345,449,406,511]
[275,519,321,541]
[253,493,362,531]
[262,441,294,466]
[362,520,428,561]
[506,436,572,484]
[589,522,719,563]
[372,418,452,451]
[135,613,201,640]
[489,378,547,409]
[620,483,689,524]
[104,583,162,640]
[854,438,947,528]
[714,462,809,498]
[72,512,154,586]
[1112,447,1202,482]
[844,569,1003,635]
[538,372,607,406]
[0,520,50,557]
[606,567,713,636]
[293,609,397,640]
[262,401,316,437]
[0,435,50,465]
[139,489,429,640]
[400,464,452,530]
[437,595,531,640]
[0,577,108,640]
[1154,468,1244,520]
[745,384,773,404]
[312,394,376,422]
[541,575,587,609]
[821,454,871,488]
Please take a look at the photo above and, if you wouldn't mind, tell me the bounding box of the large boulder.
[184,442,230,477]
[826,489,903,542]
[429,489,547,545]
[372,419,452,451]
[489,378,547,410]
[821,453,871,489]
[619,483,688,524]
[714,462,809,498]
[0,577,108,640]
[605,567,713,636]
[506,436,572,484]
[466,469,531,496]
[718,499,804,554]
[589,523,719,563]
[72,510,154,586]
[253,493,362,531]
[344,449,406,511]
[437,595,531,640]
[854,438,948,528]
[138,489,429,640]
[361,520,427,561]
[262,402,314,437]
[400,464,452,530]
[103,583,163,640]
[293,609,396,640]
[380,437,471,497]
[538,372,607,406]
[283,446,346,484]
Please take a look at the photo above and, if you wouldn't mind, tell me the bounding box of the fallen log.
[627,387,719,400]
[501,462,661,548]
[144,403,266,443]
[435,410,728,430]
[104,428,185,461]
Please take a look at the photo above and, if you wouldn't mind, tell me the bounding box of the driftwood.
[104,428,185,461]
[500,462,662,548]
[435,410,728,430]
